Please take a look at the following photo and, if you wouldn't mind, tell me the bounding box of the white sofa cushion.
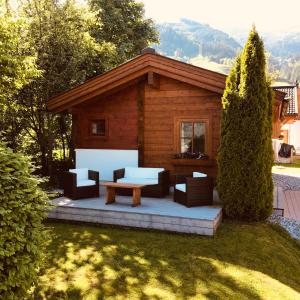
[69,168,89,180]
[193,172,207,178]
[124,167,164,179]
[175,183,186,193]
[117,178,158,185]
[77,179,96,187]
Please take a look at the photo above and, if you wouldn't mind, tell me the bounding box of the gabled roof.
[47,50,227,113]
[272,85,298,115]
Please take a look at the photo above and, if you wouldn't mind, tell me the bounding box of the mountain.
[266,32,300,58]
[152,19,300,82]
[153,19,241,63]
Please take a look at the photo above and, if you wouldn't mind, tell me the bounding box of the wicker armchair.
[63,168,100,200]
[174,173,213,207]
[113,167,170,198]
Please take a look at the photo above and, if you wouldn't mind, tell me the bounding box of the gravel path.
[272,173,300,191]
[270,172,300,240]
[269,215,300,240]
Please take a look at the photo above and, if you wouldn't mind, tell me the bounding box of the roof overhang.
[47,52,226,113]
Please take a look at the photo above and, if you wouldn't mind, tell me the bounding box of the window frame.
[88,118,108,138]
[174,117,211,156]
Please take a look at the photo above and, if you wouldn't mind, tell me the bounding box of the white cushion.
[117,178,158,185]
[77,179,96,187]
[69,168,89,180]
[124,167,164,179]
[175,183,186,193]
[193,172,207,178]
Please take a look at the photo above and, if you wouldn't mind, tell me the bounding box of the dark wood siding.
[74,84,139,150]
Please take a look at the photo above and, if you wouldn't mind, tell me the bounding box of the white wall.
[75,149,138,181]
[289,121,300,153]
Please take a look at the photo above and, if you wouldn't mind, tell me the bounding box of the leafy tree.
[0,14,38,105]
[217,27,273,221]
[0,11,40,149]
[89,0,158,64]
[0,142,49,299]
[15,0,116,177]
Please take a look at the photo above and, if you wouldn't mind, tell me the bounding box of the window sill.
[171,158,215,167]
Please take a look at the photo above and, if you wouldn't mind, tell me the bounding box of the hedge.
[0,143,49,299]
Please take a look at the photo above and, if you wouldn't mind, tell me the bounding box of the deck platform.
[49,191,222,236]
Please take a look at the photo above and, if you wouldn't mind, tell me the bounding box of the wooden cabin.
[47,48,286,181]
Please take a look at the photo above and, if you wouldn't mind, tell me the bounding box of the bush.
[0,143,49,299]
[217,28,274,221]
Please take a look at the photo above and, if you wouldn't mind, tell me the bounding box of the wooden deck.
[274,186,300,221]
[49,188,222,236]
[284,190,300,221]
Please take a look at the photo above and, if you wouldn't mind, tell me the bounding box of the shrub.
[217,28,273,221]
[0,143,49,299]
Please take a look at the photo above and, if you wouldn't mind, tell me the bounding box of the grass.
[274,158,300,169]
[34,221,300,300]
[273,159,300,177]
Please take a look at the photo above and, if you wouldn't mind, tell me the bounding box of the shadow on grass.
[33,221,300,299]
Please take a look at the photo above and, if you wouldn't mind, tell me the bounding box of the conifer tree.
[217,27,273,221]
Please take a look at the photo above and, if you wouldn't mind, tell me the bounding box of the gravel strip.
[271,172,300,239]
[272,173,300,191]
[269,214,300,240]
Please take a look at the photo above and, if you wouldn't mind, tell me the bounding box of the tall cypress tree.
[217,27,273,221]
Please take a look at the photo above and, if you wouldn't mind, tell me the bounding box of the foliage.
[0,0,158,182]
[0,143,49,299]
[0,13,40,149]
[13,0,117,176]
[0,14,39,105]
[90,0,158,64]
[217,28,274,221]
[34,222,300,299]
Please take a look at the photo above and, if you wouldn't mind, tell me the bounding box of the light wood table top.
[101,182,146,189]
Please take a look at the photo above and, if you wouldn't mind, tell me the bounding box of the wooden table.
[100,182,146,207]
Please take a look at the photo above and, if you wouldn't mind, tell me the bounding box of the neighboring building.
[47,49,287,180]
[273,82,300,154]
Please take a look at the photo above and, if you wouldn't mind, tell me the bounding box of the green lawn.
[34,222,300,300]
[273,159,300,177]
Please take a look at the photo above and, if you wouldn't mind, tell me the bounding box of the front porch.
[49,188,222,236]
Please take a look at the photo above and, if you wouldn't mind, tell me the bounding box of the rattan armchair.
[174,173,213,207]
[63,168,100,200]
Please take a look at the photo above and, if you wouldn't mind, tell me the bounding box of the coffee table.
[100,182,146,207]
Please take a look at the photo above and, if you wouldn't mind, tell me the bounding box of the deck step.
[48,196,223,236]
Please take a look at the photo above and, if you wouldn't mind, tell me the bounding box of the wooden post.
[132,188,141,207]
[137,81,145,167]
[105,187,116,204]
[147,72,160,89]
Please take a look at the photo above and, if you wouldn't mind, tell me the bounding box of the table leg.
[132,188,141,207]
[106,187,116,204]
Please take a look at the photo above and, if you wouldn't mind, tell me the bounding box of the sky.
[141,0,300,35]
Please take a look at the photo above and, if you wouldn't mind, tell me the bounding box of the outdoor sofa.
[64,168,100,200]
[174,172,213,207]
[113,167,170,198]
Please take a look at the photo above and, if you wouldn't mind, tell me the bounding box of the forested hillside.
[153,19,300,82]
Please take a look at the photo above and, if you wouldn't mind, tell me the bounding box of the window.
[180,121,206,153]
[91,119,106,136]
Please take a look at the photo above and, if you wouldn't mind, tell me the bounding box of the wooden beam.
[147,72,160,89]
[137,81,145,167]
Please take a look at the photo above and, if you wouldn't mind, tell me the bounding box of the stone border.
[48,206,222,236]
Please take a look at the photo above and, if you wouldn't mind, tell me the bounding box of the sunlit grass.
[34,222,300,299]
[273,159,300,177]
